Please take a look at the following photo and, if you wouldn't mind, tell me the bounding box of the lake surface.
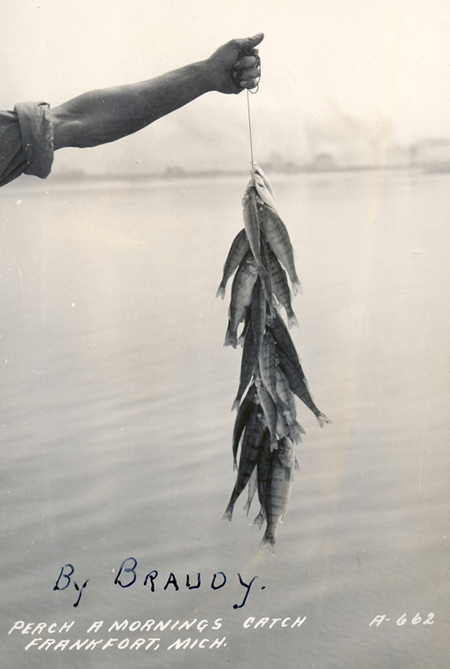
[1,169,449,668]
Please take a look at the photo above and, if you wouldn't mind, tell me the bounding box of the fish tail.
[231,397,240,412]
[270,434,278,451]
[224,323,237,348]
[216,284,226,300]
[316,412,331,428]
[222,505,234,522]
[291,278,302,296]
[243,499,252,515]
[289,420,306,443]
[287,309,299,329]
[260,531,276,554]
[254,508,265,529]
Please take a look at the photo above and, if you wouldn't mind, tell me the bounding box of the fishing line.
[242,48,260,168]
[246,89,255,167]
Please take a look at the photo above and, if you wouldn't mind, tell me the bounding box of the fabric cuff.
[14,102,54,178]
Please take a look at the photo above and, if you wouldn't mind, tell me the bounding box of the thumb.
[242,33,264,50]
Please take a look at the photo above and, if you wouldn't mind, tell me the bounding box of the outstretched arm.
[50,34,263,150]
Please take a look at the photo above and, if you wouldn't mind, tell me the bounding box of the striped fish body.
[216,228,249,299]
[261,437,295,551]
[255,429,273,527]
[259,204,301,295]
[242,184,273,306]
[224,251,259,348]
[276,346,321,418]
[268,312,303,373]
[250,278,267,358]
[244,466,258,515]
[232,317,258,411]
[255,376,278,451]
[275,367,305,442]
[275,366,297,415]
[242,184,263,268]
[258,332,279,404]
[223,408,266,521]
[232,384,257,467]
[264,238,298,328]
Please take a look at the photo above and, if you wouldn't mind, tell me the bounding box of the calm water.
[1,169,449,668]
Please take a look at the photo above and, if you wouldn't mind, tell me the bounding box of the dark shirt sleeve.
[0,102,54,188]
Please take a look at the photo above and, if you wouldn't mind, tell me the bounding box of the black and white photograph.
[1,1,449,667]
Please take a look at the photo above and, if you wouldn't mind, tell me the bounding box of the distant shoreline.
[49,163,448,184]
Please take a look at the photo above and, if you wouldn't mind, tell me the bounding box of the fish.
[222,413,267,521]
[251,162,277,211]
[216,228,250,299]
[255,375,284,450]
[255,428,273,528]
[258,332,278,402]
[259,203,302,295]
[263,236,298,328]
[276,346,330,427]
[275,367,305,443]
[219,161,329,548]
[232,314,258,411]
[250,278,267,358]
[258,331,287,417]
[232,383,257,468]
[267,311,302,371]
[224,250,259,348]
[242,183,273,306]
[243,467,258,515]
[260,437,295,552]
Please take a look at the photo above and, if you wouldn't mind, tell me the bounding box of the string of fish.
[217,64,329,552]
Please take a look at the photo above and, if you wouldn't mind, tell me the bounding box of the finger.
[245,33,264,48]
[238,67,260,80]
[234,55,259,69]
[239,77,259,89]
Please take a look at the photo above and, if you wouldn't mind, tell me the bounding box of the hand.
[206,33,264,94]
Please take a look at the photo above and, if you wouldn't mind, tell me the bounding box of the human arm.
[50,33,263,150]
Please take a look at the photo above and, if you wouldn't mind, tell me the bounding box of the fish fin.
[243,499,252,515]
[224,324,237,348]
[287,310,299,328]
[291,279,302,296]
[215,285,226,299]
[259,532,276,554]
[222,506,234,522]
[290,428,302,443]
[316,412,331,428]
[295,457,300,472]
[290,421,305,443]
[231,397,240,412]
[237,332,246,347]
[254,508,265,528]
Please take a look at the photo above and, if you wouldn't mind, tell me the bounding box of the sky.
[2,0,450,175]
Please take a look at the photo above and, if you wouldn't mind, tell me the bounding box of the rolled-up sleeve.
[0,102,54,187]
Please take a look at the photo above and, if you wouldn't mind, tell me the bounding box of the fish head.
[251,163,277,209]
[242,180,257,208]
